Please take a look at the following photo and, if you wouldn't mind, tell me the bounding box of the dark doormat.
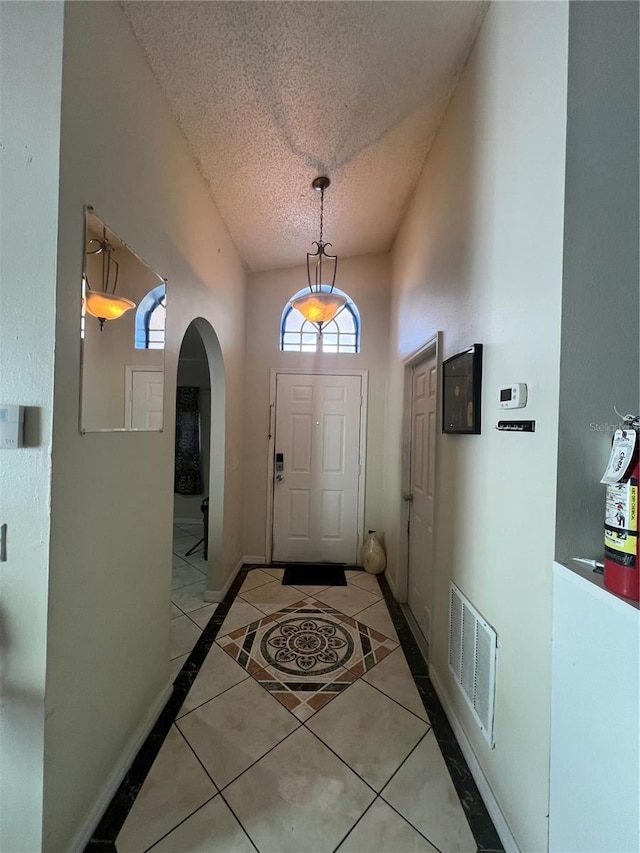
[282,564,347,586]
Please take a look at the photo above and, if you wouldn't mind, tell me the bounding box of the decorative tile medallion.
[261,616,354,674]
[216,597,398,720]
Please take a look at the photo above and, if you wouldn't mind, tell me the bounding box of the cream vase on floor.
[361,530,386,575]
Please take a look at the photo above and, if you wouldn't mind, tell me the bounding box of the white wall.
[385,3,569,850]
[549,563,640,853]
[38,2,247,849]
[244,253,390,559]
[0,4,64,850]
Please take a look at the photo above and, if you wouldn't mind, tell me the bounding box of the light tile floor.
[108,561,500,853]
[170,522,217,680]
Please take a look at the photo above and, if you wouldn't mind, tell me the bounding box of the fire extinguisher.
[602,415,639,600]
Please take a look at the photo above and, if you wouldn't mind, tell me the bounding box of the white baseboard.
[429,666,520,853]
[70,680,173,852]
[205,557,247,603]
[243,555,266,565]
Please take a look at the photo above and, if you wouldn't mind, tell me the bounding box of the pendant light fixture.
[290,176,346,332]
[84,227,136,331]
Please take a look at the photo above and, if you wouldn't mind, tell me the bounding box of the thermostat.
[498,384,527,409]
[0,405,24,448]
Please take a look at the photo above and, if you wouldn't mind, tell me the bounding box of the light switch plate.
[0,405,24,448]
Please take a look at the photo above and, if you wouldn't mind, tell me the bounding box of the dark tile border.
[377,572,504,853]
[85,564,252,850]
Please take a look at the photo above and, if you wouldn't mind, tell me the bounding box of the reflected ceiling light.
[84,228,136,331]
[290,176,346,332]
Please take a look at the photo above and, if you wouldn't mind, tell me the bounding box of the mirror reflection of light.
[85,290,136,323]
[84,219,137,331]
[81,207,167,433]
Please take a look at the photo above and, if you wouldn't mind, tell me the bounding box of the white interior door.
[272,373,362,563]
[407,351,437,642]
[127,367,164,430]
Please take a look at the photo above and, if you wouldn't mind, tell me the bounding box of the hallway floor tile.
[170,523,218,661]
[90,565,504,853]
[223,726,375,853]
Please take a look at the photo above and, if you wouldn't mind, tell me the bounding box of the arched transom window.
[280,286,360,353]
[135,283,166,350]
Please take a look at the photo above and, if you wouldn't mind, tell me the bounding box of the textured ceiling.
[122,1,487,272]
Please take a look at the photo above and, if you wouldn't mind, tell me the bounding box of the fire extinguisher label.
[604,477,638,568]
[600,429,637,485]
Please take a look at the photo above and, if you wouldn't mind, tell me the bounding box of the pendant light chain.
[291,175,343,332]
[317,186,324,289]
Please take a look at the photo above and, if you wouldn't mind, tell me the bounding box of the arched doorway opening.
[170,319,225,654]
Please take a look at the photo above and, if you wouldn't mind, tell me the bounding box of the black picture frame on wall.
[442,344,483,434]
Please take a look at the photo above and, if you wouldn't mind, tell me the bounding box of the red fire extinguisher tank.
[603,425,639,601]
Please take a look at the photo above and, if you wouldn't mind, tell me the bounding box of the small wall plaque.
[497,420,536,432]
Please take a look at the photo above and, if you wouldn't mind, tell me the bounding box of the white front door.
[126,367,164,430]
[272,373,363,563]
[407,351,437,643]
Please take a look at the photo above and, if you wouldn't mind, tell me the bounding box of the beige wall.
[384,3,569,850]
[244,253,390,559]
[0,3,64,850]
[38,2,247,849]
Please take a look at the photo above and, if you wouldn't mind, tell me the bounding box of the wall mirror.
[80,207,167,432]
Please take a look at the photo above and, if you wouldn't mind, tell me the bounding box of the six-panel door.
[272,373,362,563]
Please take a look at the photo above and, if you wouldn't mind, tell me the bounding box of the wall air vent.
[448,582,497,747]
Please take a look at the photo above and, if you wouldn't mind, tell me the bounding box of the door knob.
[276,474,284,482]
[402,493,413,502]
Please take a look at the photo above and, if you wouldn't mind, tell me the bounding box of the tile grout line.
[141,790,218,853]
[372,730,452,853]
[303,694,437,802]
[295,723,388,799]
[378,796,448,853]
[361,674,433,726]
[174,667,251,720]
[329,794,379,852]
[329,792,445,853]
[216,789,260,853]
[214,722,303,796]
[184,604,218,631]
[173,722,219,792]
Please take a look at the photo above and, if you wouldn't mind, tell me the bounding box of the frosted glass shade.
[85,290,136,321]
[290,291,346,325]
